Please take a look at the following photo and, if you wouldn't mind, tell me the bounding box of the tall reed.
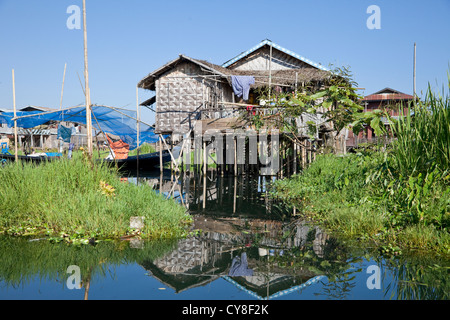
[389,83,450,178]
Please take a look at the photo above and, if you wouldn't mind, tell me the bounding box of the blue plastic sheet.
[0,106,159,149]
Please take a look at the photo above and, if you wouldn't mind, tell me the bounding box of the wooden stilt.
[280,140,284,179]
[234,137,237,176]
[159,135,163,174]
[293,142,297,175]
[233,176,237,213]
[203,140,207,175]
[308,141,312,164]
[202,174,206,209]
[302,141,306,169]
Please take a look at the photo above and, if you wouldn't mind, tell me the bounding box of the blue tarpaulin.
[0,105,159,150]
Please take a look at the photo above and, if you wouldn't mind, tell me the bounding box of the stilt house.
[138,40,333,137]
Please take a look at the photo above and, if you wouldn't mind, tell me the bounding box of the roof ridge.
[222,39,329,71]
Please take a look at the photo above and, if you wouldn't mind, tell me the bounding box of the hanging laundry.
[231,76,255,101]
[106,135,130,160]
[68,143,75,159]
[57,125,72,143]
[71,126,78,136]
[228,252,254,277]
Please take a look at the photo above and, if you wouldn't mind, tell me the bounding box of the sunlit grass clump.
[0,157,191,241]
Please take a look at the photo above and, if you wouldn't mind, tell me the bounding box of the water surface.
[0,170,448,300]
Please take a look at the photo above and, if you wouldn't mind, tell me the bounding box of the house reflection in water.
[127,172,346,299]
[139,215,333,299]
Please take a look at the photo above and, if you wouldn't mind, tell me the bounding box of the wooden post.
[136,87,140,183]
[82,0,93,157]
[234,136,237,176]
[280,140,284,179]
[308,141,312,164]
[268,43,273,97]
[202,173,206,209]
[12,69,18,162]
[233,176,237,214]
[293,142,297,175]
[287,141,291,177]
[302,141,306,168]
[203,140,207,175]
[159,135,163,174]
[413,42,416,98]
[170,139,173,173]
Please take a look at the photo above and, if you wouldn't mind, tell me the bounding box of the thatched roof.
[197,59,331,88]
[138,55,331,91]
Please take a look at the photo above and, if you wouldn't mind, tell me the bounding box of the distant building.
[0,106,89,151]
[347,87,414,147]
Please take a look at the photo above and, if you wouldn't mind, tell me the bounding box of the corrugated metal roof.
[363,87,414,101]
[18,129,53,135]
[221,39,329,71]
[363,93,414,101]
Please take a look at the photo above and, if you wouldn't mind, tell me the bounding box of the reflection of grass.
[0,236,177,287]
[128,143,157,156]
[0,157,192,240]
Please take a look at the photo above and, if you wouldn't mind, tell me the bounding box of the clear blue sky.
[1,0,449,124]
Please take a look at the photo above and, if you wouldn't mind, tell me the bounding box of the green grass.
[273,153,450,255]
[0,157,192,241]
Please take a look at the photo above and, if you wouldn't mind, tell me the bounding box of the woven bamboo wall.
[155,62,234,134]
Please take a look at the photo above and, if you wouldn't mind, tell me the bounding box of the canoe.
[99,150,172,171]
[0,153,62,165]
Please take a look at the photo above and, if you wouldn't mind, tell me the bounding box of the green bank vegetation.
[271,78,449,255]
[0,155,192,243]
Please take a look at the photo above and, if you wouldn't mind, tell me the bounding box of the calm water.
[0,170,448,300]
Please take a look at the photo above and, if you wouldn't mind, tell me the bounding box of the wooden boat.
[0,152,62,165]
[99,150,172,171]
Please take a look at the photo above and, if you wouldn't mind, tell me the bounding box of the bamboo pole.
[293,142,297,174]
[203,140,207,175]
[203,174,206,209]
[12,69,18,162]
[268,43,273,97]
[159,135,163,174]
[12,105,83,121]
[60,63,67,110]
[136,87,140,182]
[101,105,153,128]
[82,0,93,157]
[91,110,115,160]
[413,42,416,98]
[59,63,67,154]
[234,137,237,176]
[233,176,237,214]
